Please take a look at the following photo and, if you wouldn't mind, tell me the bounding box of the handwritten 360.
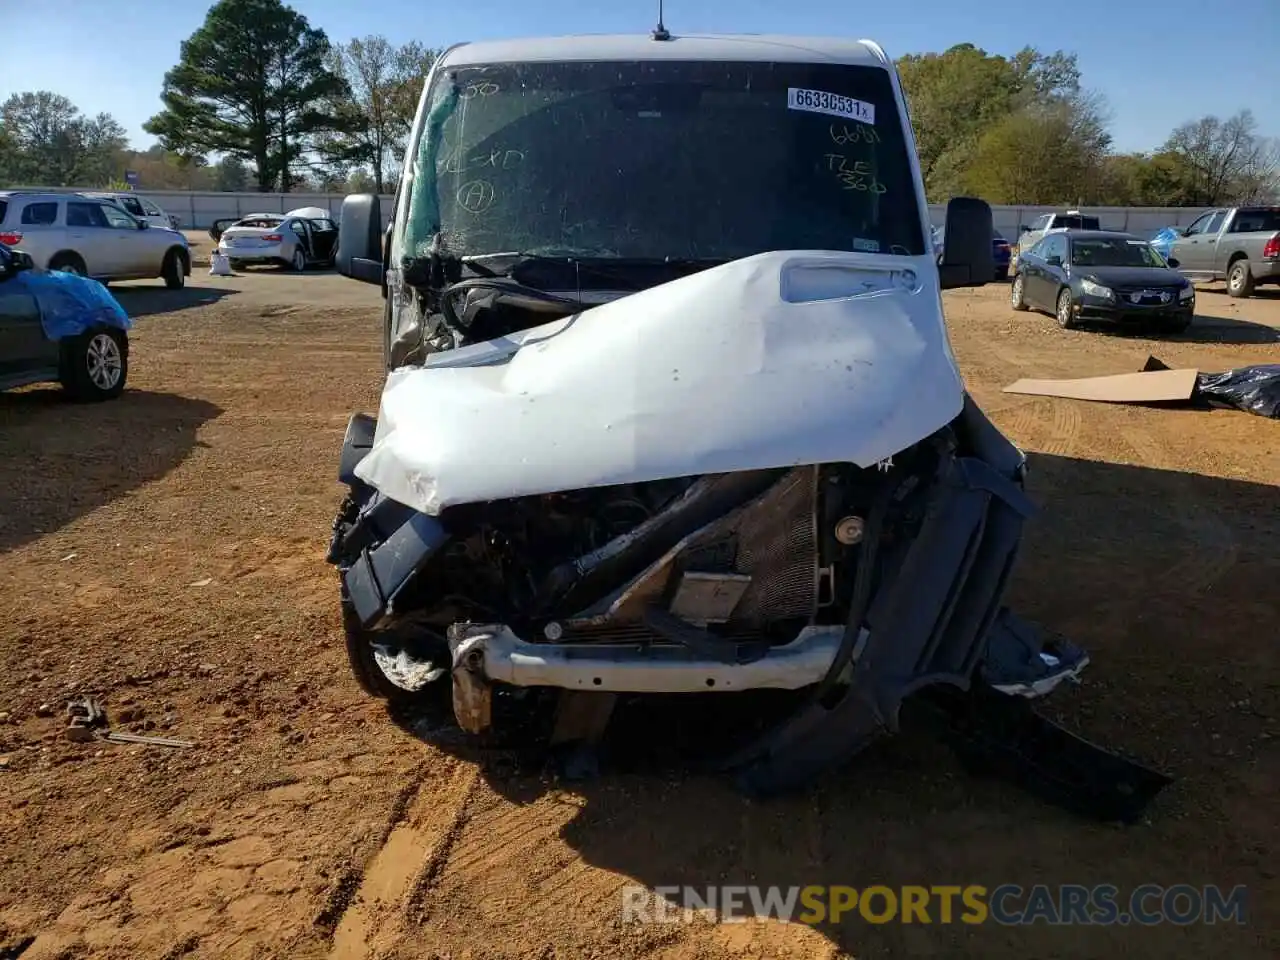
[824,154,888,194]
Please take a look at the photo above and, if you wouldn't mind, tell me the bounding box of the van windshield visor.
[404,59,925,263]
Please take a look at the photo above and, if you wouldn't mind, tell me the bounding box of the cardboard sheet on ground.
[1002,368,1199,404]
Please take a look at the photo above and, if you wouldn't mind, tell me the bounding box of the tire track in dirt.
[328,758,477,960]
[1119,427,1241,598]
[986,343,1083,459]
[991,396,1082,460]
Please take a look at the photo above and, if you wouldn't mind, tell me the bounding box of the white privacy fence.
[927,205,1213,238]
[9,187,1214,235]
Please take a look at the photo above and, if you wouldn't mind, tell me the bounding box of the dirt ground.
[1,250,1277,959]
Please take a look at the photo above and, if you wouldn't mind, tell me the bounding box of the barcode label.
[787,88,876,125]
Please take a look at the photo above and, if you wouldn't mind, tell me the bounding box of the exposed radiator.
[721,466,821,628]
[562,467,821,643]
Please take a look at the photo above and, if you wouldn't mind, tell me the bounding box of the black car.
[1010,229,1195,332]
[0,242,130,400]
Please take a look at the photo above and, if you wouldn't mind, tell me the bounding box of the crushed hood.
[355,250,964,515]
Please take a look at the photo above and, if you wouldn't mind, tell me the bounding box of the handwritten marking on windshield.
[440,147,525,175]
[457,180,496,214]
[824,154,888,194]
[829,123,881,146]
[459,81,500,99]
[474,148,525,170]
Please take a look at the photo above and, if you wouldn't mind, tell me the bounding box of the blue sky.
[7,0,1277,153]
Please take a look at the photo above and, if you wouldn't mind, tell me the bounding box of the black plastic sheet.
[1196,365,1280,419]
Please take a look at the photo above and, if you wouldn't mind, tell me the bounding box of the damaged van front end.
[328,33,1170,820]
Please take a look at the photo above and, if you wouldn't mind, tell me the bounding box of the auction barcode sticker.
[787,88,876,125]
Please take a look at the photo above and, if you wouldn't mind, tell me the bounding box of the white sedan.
[215,206,339,271]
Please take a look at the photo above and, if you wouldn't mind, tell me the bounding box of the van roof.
[442,33,890,69]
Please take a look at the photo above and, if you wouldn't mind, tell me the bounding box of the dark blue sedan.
[1010,230,1195,333]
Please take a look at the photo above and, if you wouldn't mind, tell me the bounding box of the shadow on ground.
[110,285,239,318]
[1167,313,1278,345]
[1065,313,1280,345]
[0,388,222,553]
[228,265,341,277]
[382,452,1276,958]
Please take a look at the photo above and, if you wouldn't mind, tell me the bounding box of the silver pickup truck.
[1168,205,1280,298]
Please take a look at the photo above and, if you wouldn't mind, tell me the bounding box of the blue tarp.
[8,264,131,341]
[1149,226,1181,259]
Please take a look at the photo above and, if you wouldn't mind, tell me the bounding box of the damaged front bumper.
[446,624,852,733]
[329,395,1171,821]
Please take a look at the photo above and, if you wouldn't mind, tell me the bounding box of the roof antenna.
[652,0,671,41]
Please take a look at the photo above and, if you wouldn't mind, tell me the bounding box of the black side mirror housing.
[938,197,996,290]
[1045,255,1062,267]
[1019,224,1031,233]
[137,220,150,230]
[0,250,34,280]
[338,193,385,287]
[1166,257,1180,269]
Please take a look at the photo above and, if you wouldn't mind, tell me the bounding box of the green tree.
[387,42,439,138]
[1008,48,1081,102]
[896,45,1018,199]
[347,168,375,193]
[0,91,127,186]
[1096,151,1199,207]
[1162,110,1276,205]
[320,36,438,193]
[145,0,346,192]
[0,123,15,184]
[896,44,1089,201]
[213,155,249,191]
[961,97,1112,205]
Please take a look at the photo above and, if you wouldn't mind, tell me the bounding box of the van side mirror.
[938,197,996,290]
[1019,224,1031,233]
[338,193,384,286]
[1166,257,1180,269]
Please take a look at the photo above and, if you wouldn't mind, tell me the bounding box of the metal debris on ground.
[65,696,195,749]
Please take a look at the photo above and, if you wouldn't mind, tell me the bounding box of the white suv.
[0,191,190,288]
[86,192,181,230]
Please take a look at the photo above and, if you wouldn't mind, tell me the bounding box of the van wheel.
[60,328,128,402]
[162,249,186,289]
[1227,260,1254,298]
[49,252,87,276]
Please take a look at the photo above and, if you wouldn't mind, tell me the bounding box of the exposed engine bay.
[328,250,1172,823]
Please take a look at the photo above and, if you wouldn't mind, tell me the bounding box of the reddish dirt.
[1,265,1277,959]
